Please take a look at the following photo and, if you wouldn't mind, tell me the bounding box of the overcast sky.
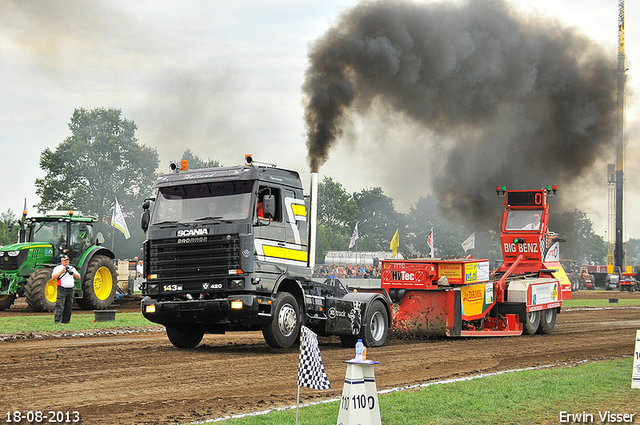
[1,0,638,240]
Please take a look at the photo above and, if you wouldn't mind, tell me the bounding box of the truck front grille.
[147,234,241,287]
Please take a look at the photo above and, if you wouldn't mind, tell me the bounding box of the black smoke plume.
[303,0,616,227]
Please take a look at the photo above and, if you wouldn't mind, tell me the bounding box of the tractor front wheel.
[0,294,17,311]
[25,267,57,312]
[76,255,117,310]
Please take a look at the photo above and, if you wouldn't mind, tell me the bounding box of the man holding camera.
[52,254,81,324]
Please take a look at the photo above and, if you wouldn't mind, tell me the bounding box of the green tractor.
[0,210,117,312]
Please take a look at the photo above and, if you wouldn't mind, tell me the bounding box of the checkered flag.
[297,326,330,390]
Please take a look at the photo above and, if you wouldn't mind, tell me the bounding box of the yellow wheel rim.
[93,266,113,301]
[45,279,58,304]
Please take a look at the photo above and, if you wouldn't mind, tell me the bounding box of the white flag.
[298,326,330,390]
[349,222,359,249]
[427,227,434,258]
[111,198,131,239]
[462,232,475,252]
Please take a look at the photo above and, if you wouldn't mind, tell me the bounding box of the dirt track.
[2,291,640,425]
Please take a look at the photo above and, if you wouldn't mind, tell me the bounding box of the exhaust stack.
[308,172,318,269]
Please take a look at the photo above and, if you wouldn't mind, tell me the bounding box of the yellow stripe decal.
[292,204,306,217]
[262,245,308,262]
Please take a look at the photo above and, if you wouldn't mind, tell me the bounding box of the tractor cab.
[495,185,572,299]
[27,211,97,264]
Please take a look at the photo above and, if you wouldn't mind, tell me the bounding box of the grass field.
[0,311,152,334]
[213,358,639,425]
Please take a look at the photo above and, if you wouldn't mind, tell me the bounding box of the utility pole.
[614,0,626,274]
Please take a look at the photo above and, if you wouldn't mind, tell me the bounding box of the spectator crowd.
[313,263,381,279]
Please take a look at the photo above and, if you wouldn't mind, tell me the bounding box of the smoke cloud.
[303,0,616,227]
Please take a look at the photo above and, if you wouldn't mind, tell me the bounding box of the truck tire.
[25,267,57,312]
[536,308,557,334]
[522,310,540,335]
[262,292,300,349]
[362,300,389,347]
[166,325,205,348]
[0,294,16,311]
[76,255,117,310]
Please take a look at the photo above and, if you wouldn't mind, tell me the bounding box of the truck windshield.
[505,209,542,231]
[152,181,253,224]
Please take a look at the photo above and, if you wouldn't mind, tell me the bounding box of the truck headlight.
[230,299,243,309]
[7,251,20,257]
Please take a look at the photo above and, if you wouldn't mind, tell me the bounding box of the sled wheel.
[522,310,540,335]
[25,267,57,312]
[262,292,300,349]
[77,255,116,310]
[0,294,17,311]
[536,308,557,334]
[363,301,389,347]
[166,325,205,348]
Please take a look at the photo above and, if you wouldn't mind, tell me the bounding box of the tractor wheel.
[25,267,57,312]
[76,255,117,310]
[362,300,389,347]
[166,325,205,348]
[262,292,300,349]
[522,310,540,335]
[0,294,16,311]
[536,308,557,334]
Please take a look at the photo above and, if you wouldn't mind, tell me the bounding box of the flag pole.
[111,203,116,252]
[295,384,301,425]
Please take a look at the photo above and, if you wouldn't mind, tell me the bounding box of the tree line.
[0,107,611,266]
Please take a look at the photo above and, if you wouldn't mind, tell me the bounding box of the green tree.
[174,149,221,169]
[0,209,19,246]
[624,238,640,267]
[317,176,357,234]
[35,107,159,258]
[353,187,405,253]
[550,210,606,264]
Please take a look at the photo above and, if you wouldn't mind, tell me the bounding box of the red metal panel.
[391,289,454,337]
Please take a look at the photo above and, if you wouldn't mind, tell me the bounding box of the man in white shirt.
[52,254,81,324]
[522,213,541,230]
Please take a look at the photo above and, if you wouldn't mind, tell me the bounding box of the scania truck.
[140,156,390,349]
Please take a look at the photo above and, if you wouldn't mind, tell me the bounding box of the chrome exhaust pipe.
[308,172,318,269]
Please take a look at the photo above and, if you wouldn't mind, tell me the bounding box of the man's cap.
[60,255,70,260]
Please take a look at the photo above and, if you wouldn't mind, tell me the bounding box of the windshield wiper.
[153,220,179,227]
[194,216,233,223]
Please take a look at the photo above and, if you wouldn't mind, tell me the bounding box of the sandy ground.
[2,290,640,424]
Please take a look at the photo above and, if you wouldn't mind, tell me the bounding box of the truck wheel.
[262,292,300,349]
[166,325,205,348]
[522,310,540,335]
[76,255,117,310]
[0,294,16,311]
[536,308,557,334]
[25,267,57,312]
[363,301,389,347]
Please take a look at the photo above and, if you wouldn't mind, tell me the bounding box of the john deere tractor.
[0,210,117,312]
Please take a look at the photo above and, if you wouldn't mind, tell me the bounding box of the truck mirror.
[262,195,276,219]
[79,222,87,232]
[141,199,152,232]
[141,210,150,232]
[95,232,105,246]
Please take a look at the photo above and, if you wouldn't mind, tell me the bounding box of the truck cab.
[140,157,391,349]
